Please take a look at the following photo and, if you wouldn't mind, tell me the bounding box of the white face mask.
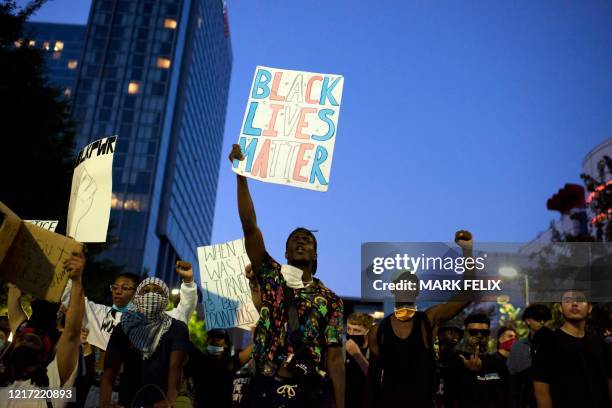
[281,264,305,289]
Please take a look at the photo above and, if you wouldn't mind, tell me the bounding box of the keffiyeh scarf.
[120,277,172,360]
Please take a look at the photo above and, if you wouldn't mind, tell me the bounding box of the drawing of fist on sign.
[72,167,98,236]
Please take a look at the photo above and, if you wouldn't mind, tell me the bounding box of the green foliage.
[497,301,528,338]
[0,284,32,318]
[188,313,206,352]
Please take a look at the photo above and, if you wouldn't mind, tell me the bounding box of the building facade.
[70,0,232,284]
[24,22,86,98]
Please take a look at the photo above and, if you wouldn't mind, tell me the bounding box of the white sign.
[232,66,344,191]
[197,238,259,329]
[67,136,116,242]
[24,220,58,232]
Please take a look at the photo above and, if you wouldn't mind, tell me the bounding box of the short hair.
[347,312,374,329]
[207,329,230,345]
[522,304,552,322]
[464,313,491,327]
[496,326,517,340]
[114,272,141,287]
[560,288,588,302]
[286,227,318,274]
[286,227,318,252]
[392,270,420,303]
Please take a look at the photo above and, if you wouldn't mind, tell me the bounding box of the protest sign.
[0,202,82,302]
[25,220,59,232]
[232,66,344,191]
[197,238,259,329]
[67,136,116,242]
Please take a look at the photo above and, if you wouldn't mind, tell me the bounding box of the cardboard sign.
[197,238,259,329]
[232,66,344,191]
[0,202,82,302]
[67,136,116,242]
[24,220,59,232]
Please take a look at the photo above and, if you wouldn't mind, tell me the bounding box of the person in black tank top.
[366,230,478,408]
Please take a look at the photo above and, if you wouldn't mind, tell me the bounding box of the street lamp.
[498,266,529,305]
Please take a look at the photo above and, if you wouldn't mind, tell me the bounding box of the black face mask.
[9,346,43,380]
[347,334,366,348]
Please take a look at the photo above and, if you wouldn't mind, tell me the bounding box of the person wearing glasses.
[440,313,514,408]
[100,277,190,408]
[366,231,476,408]
[532,289,612,408]
[61,261,196,352]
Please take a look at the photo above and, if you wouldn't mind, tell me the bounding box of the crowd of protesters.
[0,144,609,407]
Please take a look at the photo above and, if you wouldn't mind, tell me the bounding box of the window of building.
[67,60,78,69]
[156,57,171,69]
[98,109,112,121]
[124,96,136,108]
[128,81,140,94]
[131,68,143,80]
[28,40,35,47]
[132,54,145,67]
[164,18,177,29]
[54,41,64,51]
[104,80,118,92]
[43,41,50,51]
[166,4,178,15]
[122,110,135,123]
[137,28,149,40]
[152,82,165,96]
[64,88,71,97]
[103,94,115,107]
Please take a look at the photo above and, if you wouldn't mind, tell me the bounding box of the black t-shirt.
[345,348,368,408]
[442,351,513,408]
[105,319,190,407]
[186,346,241,408]
[532,329,612,408]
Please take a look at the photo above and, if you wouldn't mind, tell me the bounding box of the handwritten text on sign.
[232,66,344,192]
[197,238,259,329]
[67,136,116,242]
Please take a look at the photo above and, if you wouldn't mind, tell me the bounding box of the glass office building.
[71,0,232,284]
[23,22,86,98]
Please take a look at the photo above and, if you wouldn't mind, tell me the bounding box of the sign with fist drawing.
[67,136,117,242]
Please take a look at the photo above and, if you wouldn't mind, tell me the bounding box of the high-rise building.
[23,22,86,98]
[71,0,232,284]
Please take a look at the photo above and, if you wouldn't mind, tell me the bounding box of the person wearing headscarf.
[100,277,190,408]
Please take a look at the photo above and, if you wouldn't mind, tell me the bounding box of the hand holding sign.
[229,144,244,164]
[175,260,193,283]
[64,251,86,281]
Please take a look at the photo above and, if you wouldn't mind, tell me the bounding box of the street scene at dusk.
[1,1,611,407]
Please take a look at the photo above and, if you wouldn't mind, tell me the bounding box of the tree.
[0,0,75,230]
[0,0,125,308]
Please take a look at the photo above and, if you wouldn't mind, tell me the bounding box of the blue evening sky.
[25,0,612,297]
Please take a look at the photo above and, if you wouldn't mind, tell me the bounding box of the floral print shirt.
[253,254,344,376]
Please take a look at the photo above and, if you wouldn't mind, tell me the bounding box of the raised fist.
[175,260,193,283]
[228,144,244,164]
[454,230,473,250]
